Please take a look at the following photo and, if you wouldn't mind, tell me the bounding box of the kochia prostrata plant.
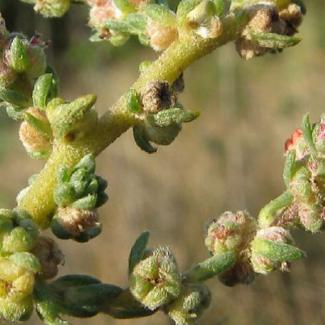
[0,0,321,324]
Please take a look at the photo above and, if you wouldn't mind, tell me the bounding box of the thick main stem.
[17,13,247,228]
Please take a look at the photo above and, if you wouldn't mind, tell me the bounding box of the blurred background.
[0,0,325,324]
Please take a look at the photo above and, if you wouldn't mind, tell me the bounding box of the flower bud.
[284,127,310,160]
[32,0,71,17]
[51,207,102,242]
[19,107,52,160]
[32,236,64,279]
[164,283,211,325]
[312,116,325,152]
[0,256,36,302]
[1,210,39,254]
[143,123,182,146]
[298,204,324,233]
[250,226,305,274]
[205,211,257,255]
[146,19,178,51]
[141,80,174,114]
[129,247,181,310]
[0,295,34,321]
[0,62,16,87]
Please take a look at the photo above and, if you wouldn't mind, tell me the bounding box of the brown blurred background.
[0,0,325,324]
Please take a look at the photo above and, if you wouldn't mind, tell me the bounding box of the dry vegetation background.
[0,0,325,324]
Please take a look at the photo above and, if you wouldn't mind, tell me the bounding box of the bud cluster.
[282,114,325,232]
[51,154,108,242]
[0,25,48,111]
[23,0,71,17]
[0,209,40,321]
[236,1,305,60]
[129,78,199,153]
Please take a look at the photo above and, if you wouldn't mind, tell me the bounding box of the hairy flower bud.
[32,0,71,18]
[51,207,101,243]
[205,211,257,255]
[250,226,304,274]
[298,204,324,233]
[0,295,34,321]
[19,107,52,160]
[32,236,64,279]
[164,283,211,325]
[146,19,178,51]
[0,62,16,87]
[129,247,181,310]
[284,127,310,160]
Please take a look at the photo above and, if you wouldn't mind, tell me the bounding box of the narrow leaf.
[0,87,31,108]
[250,31,301,49]
[143,4,177,26]
[33,74,53,109]
[128,231,150,275]
[301,113,316,150]
[258,191,294,228]
[283,150,296,188]
[147,108,200,127]
[183,252,237,282]
[10,37,28,72]
[133,124,157,154]
[25,112,53,137]
[254,238,306,261]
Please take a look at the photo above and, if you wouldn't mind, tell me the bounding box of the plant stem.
[17,13,248,229]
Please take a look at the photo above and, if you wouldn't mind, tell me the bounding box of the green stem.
[17,13,248,228]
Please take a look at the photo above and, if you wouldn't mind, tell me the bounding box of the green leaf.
[258,191,294,228]
[9,252,41,272]
[143,4,177,26]
[283,150,296,188]
[71,194,97,210]
[126,89,142,113]
[301,114,316,151]
[0,87,31,108]
[128,231,150,275]
[133,124,157,154]
[147,108,200,127]
[253,238,306,261]
[10,37,28,73]
[183,252,236,282]
[5,103,25,121]
[33,74,53,109]
[250,31,301,49]
[46,65,60,99]
[214,0,225,16]
[25,112,53,138]
[73,154,96,175]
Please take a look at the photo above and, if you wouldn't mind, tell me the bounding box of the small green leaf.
[128,231,150,275]
[5,104,25,121]
[133,124,157,154]
[143,4,176,26]
[301,114,316,151]
[147,108,200,127]
[214,0,225,16]
[33,74,53,109]
[0,87,31,108]
[73,154,96,175]
[25,112,53,138]
[183,252,236,282]
[250,31,301,49]
[126,89,142,113]
[71,194,97,210]
[258,191,294,228]
[253,238,306,261]
[46,65,60,99]
[10,37,28,73]
[9,252,41,272]
[57,165,70,183]
[283,150,296,188]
